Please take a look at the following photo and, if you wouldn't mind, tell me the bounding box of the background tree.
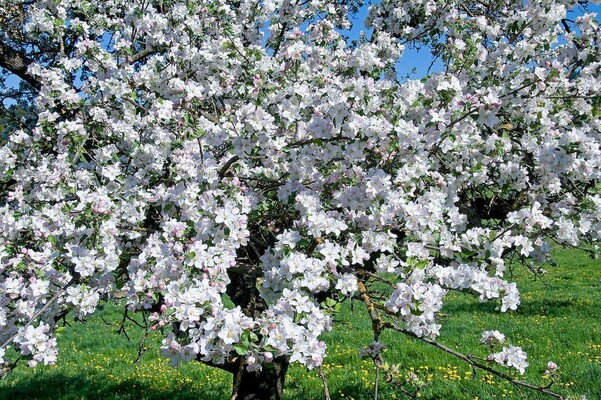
[1,1,600,399]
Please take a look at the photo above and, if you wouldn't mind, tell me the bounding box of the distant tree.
[1,1,600,399]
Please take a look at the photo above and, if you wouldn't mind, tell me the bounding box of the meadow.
[1,247,600,400]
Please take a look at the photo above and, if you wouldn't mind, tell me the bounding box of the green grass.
[1,247,600,400]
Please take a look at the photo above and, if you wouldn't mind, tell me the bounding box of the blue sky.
[343,1,601,80]
[341,2,443,79]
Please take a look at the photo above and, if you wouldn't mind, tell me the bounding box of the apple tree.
[1,1,600,399]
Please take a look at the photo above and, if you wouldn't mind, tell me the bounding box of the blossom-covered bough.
[0,0,600,398]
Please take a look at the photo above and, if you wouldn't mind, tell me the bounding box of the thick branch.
[357,279,384,339]
[219,155,240,179]
[561,19,582,51]
[0,41,41,89]
[126,47,165,64]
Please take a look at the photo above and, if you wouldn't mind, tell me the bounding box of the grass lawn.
[1,247,600,400]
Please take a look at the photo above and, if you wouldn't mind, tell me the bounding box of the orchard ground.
[1,247,600,400]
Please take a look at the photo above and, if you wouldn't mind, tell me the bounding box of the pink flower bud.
[545,361,558,374]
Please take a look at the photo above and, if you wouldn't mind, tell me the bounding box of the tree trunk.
[231,357,289,400]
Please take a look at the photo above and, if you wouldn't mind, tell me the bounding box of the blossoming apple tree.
[1,0,600,398]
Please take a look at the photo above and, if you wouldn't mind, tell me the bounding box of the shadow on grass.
[330,381,379,400]
[331,381,481,400]
[0,373,228,400]
[444,298,583,318]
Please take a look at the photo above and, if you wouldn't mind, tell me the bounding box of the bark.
[0,40,41,89]
[231,357,289,400]
[226,269,267,317]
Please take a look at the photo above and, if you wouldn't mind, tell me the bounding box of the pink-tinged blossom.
[545,361,559,374]
[489,345,529,374]
[481,330,506,346]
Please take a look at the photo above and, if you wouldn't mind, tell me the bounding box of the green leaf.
[298,238,310,248]
[240,330,251,346]
[234,344,248,356]
[324,298,337,308]
[263,345,277,353]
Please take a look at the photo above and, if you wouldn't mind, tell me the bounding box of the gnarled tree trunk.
[231,357,289,400]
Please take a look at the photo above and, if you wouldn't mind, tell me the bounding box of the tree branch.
[319,364,331,400]
[219,155,240,179]
[126,47,165,64]
[0,277,76,350]
[357,281,566,399]
[388,323,565,399]
[0,41,41,89]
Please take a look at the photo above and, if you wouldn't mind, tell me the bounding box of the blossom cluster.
[481,330,528,374]
[488,345,530,375]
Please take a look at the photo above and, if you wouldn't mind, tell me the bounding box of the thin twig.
[319,364,331,400]
[374,365,380,400]
[388,323,564,399]
[357,281,565,399]
[1,277,75,350]
[133,312,150,364]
